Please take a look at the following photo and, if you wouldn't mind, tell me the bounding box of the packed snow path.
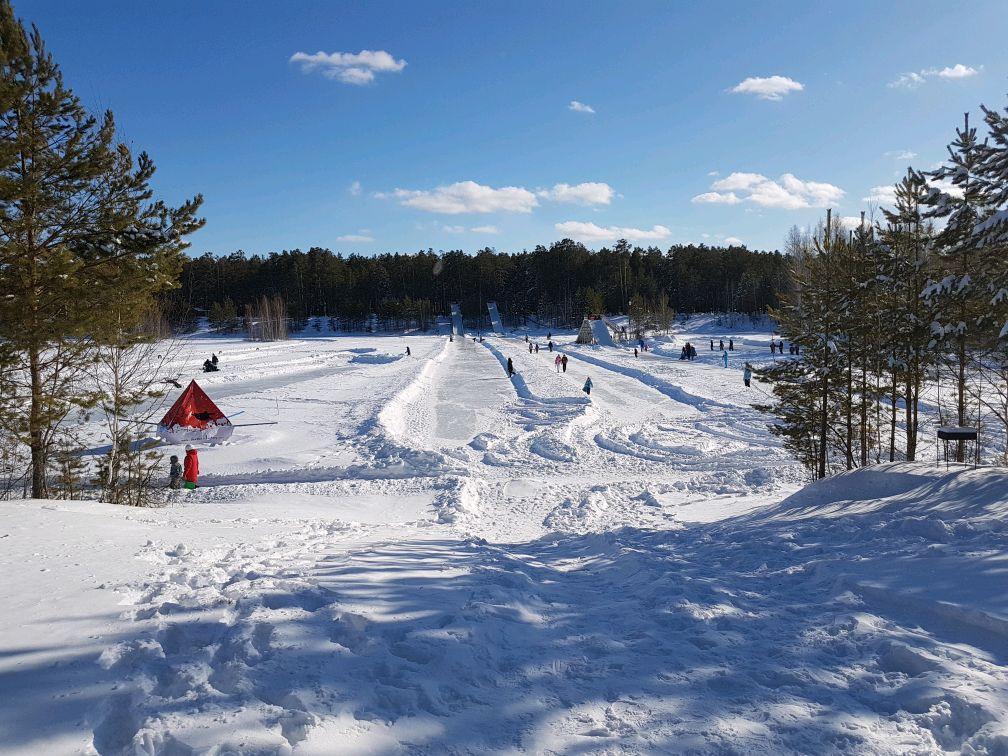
[3,324,1008,753]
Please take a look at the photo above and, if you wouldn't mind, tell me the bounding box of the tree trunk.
[28,345,46,498]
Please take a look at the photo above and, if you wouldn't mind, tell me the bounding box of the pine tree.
[921,113,989,461]
[0,3,203,497]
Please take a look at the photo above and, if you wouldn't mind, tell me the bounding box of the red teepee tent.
[158,380,233,444]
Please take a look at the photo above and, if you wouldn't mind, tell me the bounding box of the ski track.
[6,325,1008,754]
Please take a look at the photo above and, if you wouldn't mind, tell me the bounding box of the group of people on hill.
[507,349,590,393]
[168,445,200,490]
[710,338,734,352]
[202,353,220,372]
[679,342,698,360]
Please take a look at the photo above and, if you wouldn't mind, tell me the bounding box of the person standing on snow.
[743,363,752,388]
[583,376,593,396]
[634,347,639,358]
[561,354,568,373]
[507,357,515,377]
[406,346,411,356]
[168,455,183,489]
[722,350,729,368]
[548,341,553,352]
[729,338,734,351]
[710,339,714,351]
[528,342,533,354]
[719,339,724,351]
[770,341,776,355]
[183,445,199,489]
[554,354,562,372]
[211,353,219,366]
[534,343,539,354]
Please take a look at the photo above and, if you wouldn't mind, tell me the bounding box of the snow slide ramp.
[487,301,504,334]
[589,318,614,346]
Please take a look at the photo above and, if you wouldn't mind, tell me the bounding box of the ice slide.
[486,301,504,335]
[450,302,464,337]
[589,318,615,346]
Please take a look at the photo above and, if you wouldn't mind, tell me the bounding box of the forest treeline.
[167,241,790,331]
[761,106,1008,478]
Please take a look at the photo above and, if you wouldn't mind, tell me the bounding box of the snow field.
[3,323,1008,754]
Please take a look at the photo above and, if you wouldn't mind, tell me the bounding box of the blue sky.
[16,0,1008,255]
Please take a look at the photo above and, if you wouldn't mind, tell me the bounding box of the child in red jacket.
[183,445,199,489]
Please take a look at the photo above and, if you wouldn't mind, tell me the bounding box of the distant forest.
[167,240,790,331]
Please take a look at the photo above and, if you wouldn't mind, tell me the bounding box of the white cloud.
[862,185,897,205]
[730,75,804,101]
[707,170,720,177]
[554,221,672,243]
[692,191,741,205]
[884,150,917,160]
[937,64,979,79]
[337,232,374,243]
[470,225,500,234]
[441,225,466,233]
[839,215,868,229]
[538,182,614,205]
[290,49,406,85]
[378,180,538,214]
[697,171,843,209]
[889,63,980,89]
[569,100,595,114]
[348,180,362,196]
[711,172,766,192]
[723,236,744,246]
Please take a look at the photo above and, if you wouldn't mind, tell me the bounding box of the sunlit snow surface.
[2,319,1008,754]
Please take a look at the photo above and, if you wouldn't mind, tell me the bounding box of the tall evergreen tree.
[0,2,203,497]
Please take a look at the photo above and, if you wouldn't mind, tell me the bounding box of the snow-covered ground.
[2,322,1008,754]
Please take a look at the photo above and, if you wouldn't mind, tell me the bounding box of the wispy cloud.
[554,221,671,243]
[348,180,362,196]
[884,150,917,160]
[569,100,596,114]
[693,172,843,209]
[443,224,501,234]
[723,236,744,246]
[290,49,406,85]
[730,75,804,101]
[538,182,614,206]
[888,63,980,89]
[337,231,375,242]
[377,181,538,214]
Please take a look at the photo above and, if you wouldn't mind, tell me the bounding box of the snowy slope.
[2,326,1008,754]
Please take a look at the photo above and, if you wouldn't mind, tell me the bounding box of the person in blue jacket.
[583,376,593,396]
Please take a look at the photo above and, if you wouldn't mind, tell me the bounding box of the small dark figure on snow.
[719,339,724,351]
[561,354,568,373]
[534,343,539,354]
[710,339,714,351]
[547,332,552,340]
[583,377,593,396]
[634,347,639,358]
[507,357,515,377]
[529,343,533,354]
[729,338,734,351]
[169,455,183,489]
[211,353,219,366]
[525,335,529,343]
[679,346,687,360]
[202,359,219,373]
[743,363,752,388]
[548,341,553,352]
[770,341,776,355]
[406,346,411,356]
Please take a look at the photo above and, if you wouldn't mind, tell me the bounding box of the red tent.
[158,380,233,444]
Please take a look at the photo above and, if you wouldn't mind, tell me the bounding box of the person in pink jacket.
[554,354,562,372]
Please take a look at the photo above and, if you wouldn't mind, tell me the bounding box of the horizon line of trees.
[760,103,1008,479]
[167,241,791,333]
